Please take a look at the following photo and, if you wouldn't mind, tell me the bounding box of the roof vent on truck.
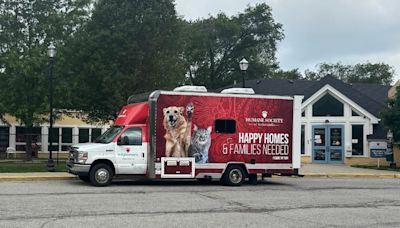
[220,88,255,95]
[173,85,207,93]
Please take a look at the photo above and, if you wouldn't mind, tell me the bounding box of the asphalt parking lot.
[0,178,399,228]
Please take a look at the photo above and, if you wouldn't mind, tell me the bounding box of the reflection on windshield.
[94,126,124,144]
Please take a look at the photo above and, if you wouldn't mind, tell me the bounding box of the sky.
[175,0,400,83]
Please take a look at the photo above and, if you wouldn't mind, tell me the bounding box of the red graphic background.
[155,94,293,164]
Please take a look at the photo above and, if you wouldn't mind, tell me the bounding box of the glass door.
[328,126,344,163]
[312,126,328,163]
[312,125,344,164]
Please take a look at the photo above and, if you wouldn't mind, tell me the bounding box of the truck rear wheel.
[222,165,246,186]
[89,163,113,187]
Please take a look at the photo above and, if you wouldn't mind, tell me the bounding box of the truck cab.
[67,103,149,186]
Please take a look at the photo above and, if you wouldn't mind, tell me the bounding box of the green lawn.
[0,160,67,173]
[352,165,400,172]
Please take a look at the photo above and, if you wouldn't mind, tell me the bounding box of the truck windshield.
[94,126,124,144]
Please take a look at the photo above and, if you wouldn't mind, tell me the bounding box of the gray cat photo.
[189,125,212,164]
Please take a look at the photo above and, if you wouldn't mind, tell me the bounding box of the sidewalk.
[0,164,399,182]
[300,163,400,178]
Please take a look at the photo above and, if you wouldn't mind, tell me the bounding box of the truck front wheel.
[222,165,246,186]
[89,163,113,187]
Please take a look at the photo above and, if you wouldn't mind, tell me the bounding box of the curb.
[0,175,78,182]
[301,173,400,179]
[0,173,399,182]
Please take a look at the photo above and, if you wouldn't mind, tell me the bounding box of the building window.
[215,119,236,134]
[312,93,344,116]
[48,128,59,143]
[61,128,73,151]
[91,128,102,142]
[62,128,72,143]
[16,127,41,142]
[48,127,60,152]
[301,125,305,154]
[0,127,9,152]
[352,125,364,155]
[79,128,89,143]
[16,127,41,151]
[351,110,360,116]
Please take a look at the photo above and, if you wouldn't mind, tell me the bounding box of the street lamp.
[386,130,396,168]
[47,42,56,172]
[387,130,393,142]
[239,58,249,88]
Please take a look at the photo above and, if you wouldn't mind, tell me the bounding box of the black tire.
[78,175,90,183]
[222,165,246,186]
[89,163,113,187]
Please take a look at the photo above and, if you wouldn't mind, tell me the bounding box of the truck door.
[115,127,147,174]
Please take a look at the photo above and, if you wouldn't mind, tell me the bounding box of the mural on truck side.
[156,94,294,164]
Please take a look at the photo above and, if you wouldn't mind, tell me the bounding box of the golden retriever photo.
[163,104,193,157]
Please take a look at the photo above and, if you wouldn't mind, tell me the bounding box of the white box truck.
[67,86,303,186]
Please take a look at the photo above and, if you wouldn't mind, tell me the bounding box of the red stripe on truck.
[195,168,223,176]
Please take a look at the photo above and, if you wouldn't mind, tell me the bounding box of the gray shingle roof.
[128,76,390,118]
[228,75,390,117]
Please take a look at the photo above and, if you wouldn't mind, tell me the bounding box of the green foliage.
[271,69,302,80]
[304,62,394,85]
[381,87,400,142]
[64,0,185,122]
[181,3,284,89]
[0,0,90,157]
[0,0,90,125]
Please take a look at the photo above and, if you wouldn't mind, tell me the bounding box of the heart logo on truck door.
[126,148,130,153]
[262,111,268,118]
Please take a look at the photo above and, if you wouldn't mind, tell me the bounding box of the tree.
[381,86,400,142]
[63,0,185,122]
[304,62,394,85]
[0,0,90,159]
[181,3,284,89]
[271,69,302,80]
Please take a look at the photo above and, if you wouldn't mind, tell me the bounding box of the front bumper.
[66,161,91,176]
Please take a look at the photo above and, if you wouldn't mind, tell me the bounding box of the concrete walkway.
[0,164,399,182]
[300,163,400,178]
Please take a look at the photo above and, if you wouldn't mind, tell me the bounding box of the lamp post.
[239,58,249,88]
[387,130,396,168]
[47,42,56,172]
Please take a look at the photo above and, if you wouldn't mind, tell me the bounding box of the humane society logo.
[245,111,284,126]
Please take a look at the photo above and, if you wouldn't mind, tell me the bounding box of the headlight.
[78,151,88,163]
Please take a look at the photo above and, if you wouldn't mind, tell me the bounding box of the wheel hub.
[229,169,243,184]
[95,168,109,184]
